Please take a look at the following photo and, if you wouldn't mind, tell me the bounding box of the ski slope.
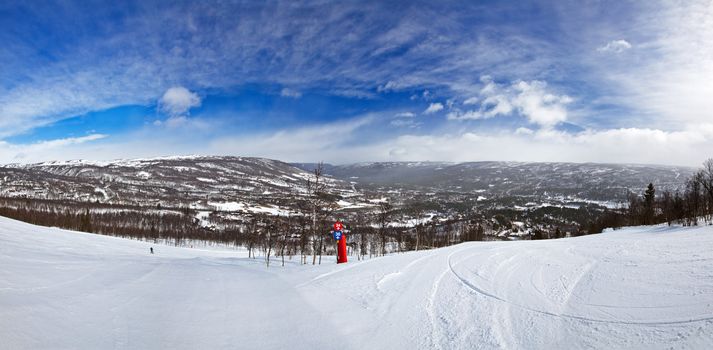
[1,216,712,349]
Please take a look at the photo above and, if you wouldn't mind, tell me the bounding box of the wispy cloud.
[1,1,711,165]
[423,103,444,114]
[390,119,421,129]
[463,97,479,105]
[394,112,415,118]
[207,114,376,162]
[560,1,713,129]
[280,88,302,98]
[0,1,555,137]
[0,134,108,162]
[596,39,632,53]
[33,134,108,149]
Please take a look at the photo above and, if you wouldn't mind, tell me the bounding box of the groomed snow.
[1,216,712,349]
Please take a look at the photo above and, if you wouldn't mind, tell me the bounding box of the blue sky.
[1,0,712,165]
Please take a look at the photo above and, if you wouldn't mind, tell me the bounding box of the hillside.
[1,215,711,349]
[0,155,360,210]
[295,161,693,202]
[1,157,693,210]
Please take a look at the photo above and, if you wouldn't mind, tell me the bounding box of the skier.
[150,247,154,254]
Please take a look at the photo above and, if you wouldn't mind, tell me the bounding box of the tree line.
[589,159,713,231]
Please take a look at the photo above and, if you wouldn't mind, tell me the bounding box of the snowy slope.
[1,216,712,349]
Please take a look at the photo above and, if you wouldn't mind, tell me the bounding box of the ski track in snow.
[446,247,713,326]
[2,216,713,349]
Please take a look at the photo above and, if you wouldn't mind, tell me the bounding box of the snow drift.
[1,215,712,349]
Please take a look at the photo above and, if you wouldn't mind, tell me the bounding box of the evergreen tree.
[80,208,92,233]
[644,183,655,224]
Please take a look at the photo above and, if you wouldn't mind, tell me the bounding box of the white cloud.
[0,66,158,138]
[597,39,632,53]
[31,134,108,149]
[447,110,486,121]
[159,86,201,116]
[512,81,572,127]
[394,112,415,118]
[8,1,665,146]
[0,134,108,163]
[360,125,713,166]
[0,2,564,139]
[424,102,444,114]
[481,94,514,117]
[447,79,571,127]
[3,2,711,167]
[390,119,421,128]
[280,88,302,98]
[5,115,713,167]
[515,127,534,135]
[152,115,215,131]
[575,2,713,129]
[154,116,190,128]
[377,81,399,92]
[463,97,479,105]
[207,115,375,162]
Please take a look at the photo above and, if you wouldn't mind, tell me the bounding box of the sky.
[0,0,712,166]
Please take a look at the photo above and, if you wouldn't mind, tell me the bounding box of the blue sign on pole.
[333,230,343,241]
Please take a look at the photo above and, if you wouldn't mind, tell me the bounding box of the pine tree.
[644,183,655,224]
[80,208,92,233]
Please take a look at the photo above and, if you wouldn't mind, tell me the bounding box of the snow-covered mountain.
[0,156,358,210]
[1,215,711,349]
[296,161,694,201]
[0,157,695,222]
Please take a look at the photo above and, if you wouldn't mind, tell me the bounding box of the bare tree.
[408,203,425,251]
[305,163,328,265]
[278,217,290,267]
[264,219,276,268]
[377,201,393,256]
[352,212,367,260]
[245,215,258,258]
[317,203,338,265]
[699,159,713,221]
[294,198,311,264]
[660,191,674,226]
[686,173,703,225]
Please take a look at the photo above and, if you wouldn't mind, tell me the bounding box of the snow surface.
[207,201,293,216]
[1,216,713,349]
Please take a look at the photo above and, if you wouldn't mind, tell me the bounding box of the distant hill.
[293,161,695,201]
[0,156,694,213]
[0,156,355,209]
